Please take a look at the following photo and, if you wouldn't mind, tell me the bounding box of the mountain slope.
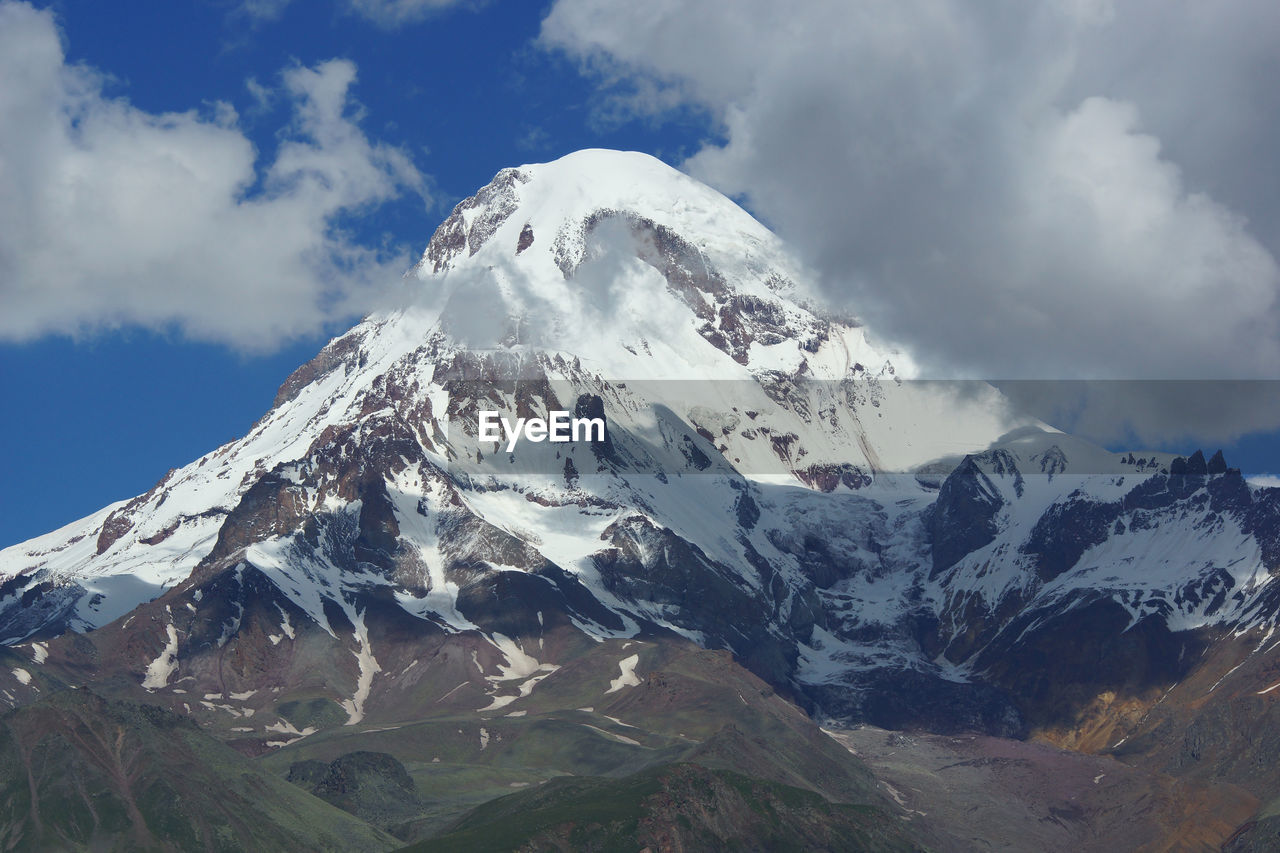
[412,762,917,853]
[3,148,1280,848]
[0,149,1027,722]
[0,689,396,851]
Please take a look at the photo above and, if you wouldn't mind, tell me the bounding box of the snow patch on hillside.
[605,654,641,693]
[142,623,179,690]
[340,609,382,725]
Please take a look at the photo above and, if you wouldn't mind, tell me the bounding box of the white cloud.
[0,1,428,350]
[541,0,1280,382]
[345,0,473,28]
[1248,474,1280,490]
[240,0,471,27]
[238,0,293,21]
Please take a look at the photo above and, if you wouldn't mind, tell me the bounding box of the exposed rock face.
[929,451,1017,577]
[515,223,534,254]
[1021,493,1122,583]
[417,167,528,274]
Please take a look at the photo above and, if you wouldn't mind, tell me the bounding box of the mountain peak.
[402,148,894,380]
[417,149,770,277]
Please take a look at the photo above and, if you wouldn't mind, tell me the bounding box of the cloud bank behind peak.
[541,0,1280,381]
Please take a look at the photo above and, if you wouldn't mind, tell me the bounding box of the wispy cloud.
[515,125,551,152]
[346,0,475,28]
[239,0,475,28]
[0,1,429,351]
[237,0,294,21]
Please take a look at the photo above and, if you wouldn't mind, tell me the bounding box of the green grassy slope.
[0,689,397,852]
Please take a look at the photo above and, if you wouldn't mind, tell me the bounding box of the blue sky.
[0,0,708,546]
[3,0,1280,547]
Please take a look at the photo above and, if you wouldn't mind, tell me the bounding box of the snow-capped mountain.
[3,149,1280,752]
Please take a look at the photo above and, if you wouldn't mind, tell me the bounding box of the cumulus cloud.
[540,0,1280,383]
[0,1,427,350]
